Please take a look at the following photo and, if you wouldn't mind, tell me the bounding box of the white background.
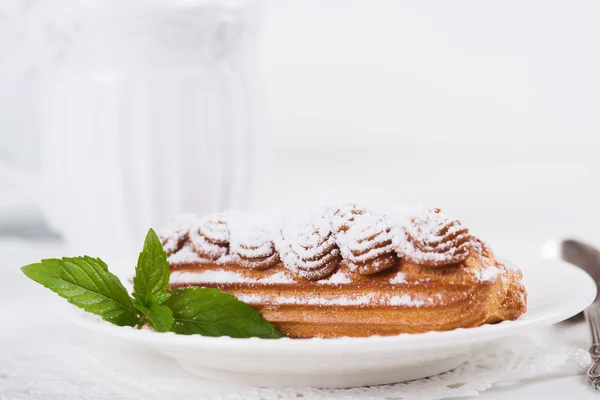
[2,0,600,250]
[255,0,600,253]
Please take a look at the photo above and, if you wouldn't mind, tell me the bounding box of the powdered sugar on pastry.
[229,213,280,270]
[188,214,230,260]
[167,245,207,264]
[336,214,394,262]
[476,266,501,282]
[275,213,341,281]
[397,207,475,267]
[170,270,298,285]
[161,205,522,281]
[390,271,407,284]
[329,204,367,233]
[317,270,352,285]
[336,212,397,274]
[258,271,297,284]
[171,270,255,285]
[236,293,430,307]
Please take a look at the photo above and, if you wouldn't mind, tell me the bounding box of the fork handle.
[589,345,600,384]
[585,306,600,390]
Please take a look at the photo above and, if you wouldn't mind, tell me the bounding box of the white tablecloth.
[1,238,599,399]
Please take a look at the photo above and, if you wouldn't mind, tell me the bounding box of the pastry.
[188,213,230,260]
[163,205,527,338]
[229,213,280,270]
[277,212,341,280]
[336,211,397,275]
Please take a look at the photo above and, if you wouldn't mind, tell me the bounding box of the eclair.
[163,206,527,338]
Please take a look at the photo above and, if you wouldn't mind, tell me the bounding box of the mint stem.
[136,315,147,329]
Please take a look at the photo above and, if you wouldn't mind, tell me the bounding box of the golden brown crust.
[169,248,527,338]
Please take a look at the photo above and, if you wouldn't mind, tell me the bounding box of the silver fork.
[562,240,600,390]
[585,302,600,390]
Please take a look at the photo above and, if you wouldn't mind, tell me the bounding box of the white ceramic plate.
[74,259,596,388]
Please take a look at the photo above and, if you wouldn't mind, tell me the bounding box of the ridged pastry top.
[278,214,341,280]
[228,213,281,270]
[398,208,473,267]
[161,205,490,281]
[336,213,397,275]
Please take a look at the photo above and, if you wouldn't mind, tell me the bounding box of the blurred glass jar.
[35,0,262,269]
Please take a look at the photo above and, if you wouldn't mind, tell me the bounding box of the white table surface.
[1,238,598,399]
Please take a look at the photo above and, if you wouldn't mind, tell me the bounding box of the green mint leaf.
[133,299,174,332]
[133,228,170,307]
[150,292,171,306]
[21,256,137,327]
[165,288,283,338]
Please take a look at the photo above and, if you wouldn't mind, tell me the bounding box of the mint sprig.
[21,228,283,339]
[21,257,138,327]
